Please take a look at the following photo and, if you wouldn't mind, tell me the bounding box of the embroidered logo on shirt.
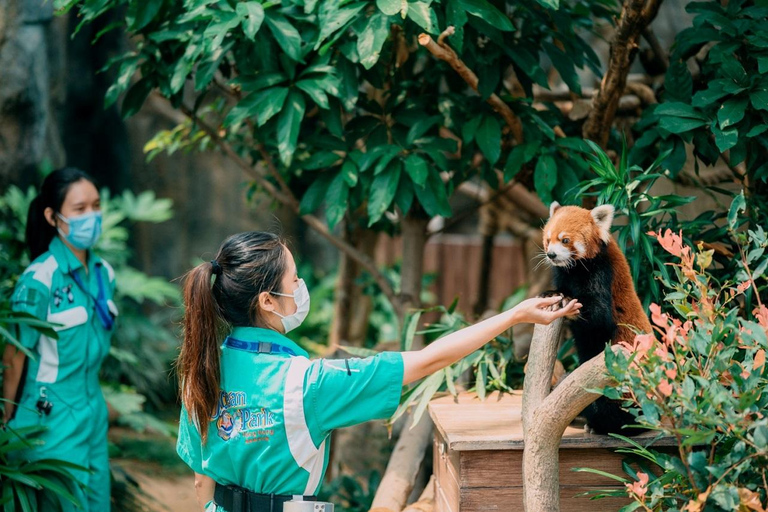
[211,390,276,442]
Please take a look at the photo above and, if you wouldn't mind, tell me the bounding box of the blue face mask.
[57,211,103,250]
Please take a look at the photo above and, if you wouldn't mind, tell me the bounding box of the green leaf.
[414,168,452,217]
[543,42,581,95]
[121,78,153,119]
[236,2,265,40]
[658,116,708,134]
[750,88,768,111]
[357,13,392,70]
[325,172,349,230]
[728,192,746,229]
[759,56,768,74]
[654,102,708,120]
[476,115,501,165]
[461,115,482,144]
[713,125,739,152]
[664,60,693,103]
[407,2,439,34]
[504,142,539,182]
[296,79,330,108]
[407,115,442,145]
[534,0,558,8]
[316,2,366,50]
[534,154,557,204]
[104,56,140,109]
[368,160,402,225]
[276,91,306,166]
[265,13,303,61]
[299,174,333,214]
[455,0,514,32]
[401,310,422,351]
[377,0,403,16]
[717,96,748,128]
[746,124,768,137]
[126,0,163,31]
[404,154,429,187]
[225,87,289,127]
[195,41,233,91]
[341,160,358,186]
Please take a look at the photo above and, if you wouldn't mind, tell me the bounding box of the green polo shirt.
[176,327,403,502]
[10,236,117,400]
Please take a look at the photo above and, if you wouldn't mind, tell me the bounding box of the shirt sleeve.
[177,406,205,474]
[304,351,404,439]
[10,275,49,350]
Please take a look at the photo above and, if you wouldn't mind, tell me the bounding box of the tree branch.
[582,0,664,147]
[178,103,401,310]
[418,28,524,144]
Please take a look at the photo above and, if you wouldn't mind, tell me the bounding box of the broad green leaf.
[750,89,768,111]
[476,115,501,165]
[325,172,350,230]
[404,154,429,187]
[368,160,402,225]
[654,102,708,120]
[236,2,265,40]
[265,13,303,61]
[407,2,439,34]
[121,78,153,119]
[461,115,482,144]
[414,168,452,217]
[534,154,557,204]
[296,79,330,108]
[717,96,748,128]
[543,42,581,94]
[316,2,367,50]
[728,192,746,229]
[225,87,288,127]
[456,0,514,32]
[104,56,140,109]
[664,60,693,103]
[195,41,233,91]
[746,124,768,137]
[534,0,558,8]
[658,116,708,134]
[358,13,391,70]
[504,142,540,182]
[126,0,163,30]
[299,174,333,214]
[341,160,358,186]
[407,115,442,145]
[377,0,403,16]
[170,43,203,93]
[277,91,306,166]
[713,125,738,152]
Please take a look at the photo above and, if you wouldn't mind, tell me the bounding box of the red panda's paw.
[538,290,575,312]
[584,423,597,435]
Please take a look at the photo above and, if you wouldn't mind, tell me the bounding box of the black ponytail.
[26,168,97,259]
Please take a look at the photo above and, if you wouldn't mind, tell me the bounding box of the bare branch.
[418,29,525,143]
[583,0,664,147]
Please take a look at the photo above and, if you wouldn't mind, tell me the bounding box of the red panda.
[542,202,652,435]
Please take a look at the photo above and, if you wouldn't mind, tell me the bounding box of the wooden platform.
[428,392,676,512]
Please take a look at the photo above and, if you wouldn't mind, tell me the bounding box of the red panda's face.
[542,203,615,267]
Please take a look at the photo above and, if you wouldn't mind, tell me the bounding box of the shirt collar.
[49,236,100,276]
[227,326,308,358]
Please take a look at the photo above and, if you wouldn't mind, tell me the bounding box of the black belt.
[214,483,316,512]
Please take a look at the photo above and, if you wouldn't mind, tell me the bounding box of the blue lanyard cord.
[71,264,114,331]
[223,337,297,356]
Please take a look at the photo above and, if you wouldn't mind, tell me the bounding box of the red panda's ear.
[591,205,615,242]
[549,201,561,218]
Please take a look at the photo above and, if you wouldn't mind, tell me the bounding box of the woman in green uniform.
[176,232,580,512]
[2,168,117,511]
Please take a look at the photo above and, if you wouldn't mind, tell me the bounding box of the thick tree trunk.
[398,211,429,329]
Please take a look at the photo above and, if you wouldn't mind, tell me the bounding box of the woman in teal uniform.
[2,168,117,511]
[176,232,581,512]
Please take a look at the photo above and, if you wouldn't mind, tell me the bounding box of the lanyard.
[223,337,297,356]
[71,263,114,331]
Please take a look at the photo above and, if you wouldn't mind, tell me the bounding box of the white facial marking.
[558,231,566,240]
[547,242,572,266]
[574,241,586,257]
[547,230,552,240]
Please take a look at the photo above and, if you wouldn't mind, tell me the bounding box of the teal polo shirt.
[176,327,404,499]
[10,236,117,397]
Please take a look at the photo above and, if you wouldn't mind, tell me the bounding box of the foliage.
[630,0,768,207]
[585,210,768,511]
[60,0,620,234]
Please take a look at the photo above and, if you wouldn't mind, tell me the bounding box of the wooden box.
[428,392,677,512]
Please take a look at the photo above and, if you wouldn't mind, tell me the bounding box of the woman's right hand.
[510,296,581,326]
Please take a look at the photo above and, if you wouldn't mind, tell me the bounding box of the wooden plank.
[458,448,638,488]
[428,392,679,452]
[458,486,630,512]
[434,436,460,512]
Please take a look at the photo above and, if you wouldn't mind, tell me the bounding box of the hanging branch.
[582,0,664,147]
[418,27,524,144]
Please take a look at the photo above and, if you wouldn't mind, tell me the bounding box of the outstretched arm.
[401,296,581,385]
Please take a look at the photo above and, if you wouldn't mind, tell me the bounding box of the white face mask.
[271,279,310,333]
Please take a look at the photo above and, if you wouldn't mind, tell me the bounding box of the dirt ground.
[113,458,199,512]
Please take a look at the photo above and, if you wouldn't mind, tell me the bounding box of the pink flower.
[658,380,673,397]
[626,471,650,498]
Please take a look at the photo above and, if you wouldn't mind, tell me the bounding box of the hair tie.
[210,260,223,276]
